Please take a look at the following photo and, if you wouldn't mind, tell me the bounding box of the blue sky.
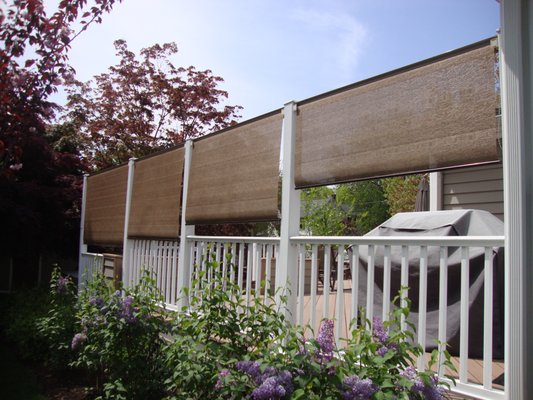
[53,0,500,121]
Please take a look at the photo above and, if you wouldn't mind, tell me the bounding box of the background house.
[430,163,504,221]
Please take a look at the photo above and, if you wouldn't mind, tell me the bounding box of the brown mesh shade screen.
[186,113,282,224]
[295,41,499,188]
[128,147,185,238]
[84,165,128,245]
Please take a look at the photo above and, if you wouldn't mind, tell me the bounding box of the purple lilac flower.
[400,366,417,380]
[401,366,425,393]
[215,369,230,390]
[342,375,377,400]
[252,376,286,399]
[372,317,388,343]
[298,336,308,355]
[317,319,335,362]
[412,377,426,393]
[120,295,137,323]
[89,297,105,308]
[275,370,293,395]
[410,375,445,400]
[422,376,446,400]
[377,345,389,357]
[251,371,293,400]
[56,276,68,294]
[71,332,87,350]
[236,360,262,384]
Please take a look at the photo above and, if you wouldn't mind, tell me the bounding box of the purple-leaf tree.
[0,0,121,281]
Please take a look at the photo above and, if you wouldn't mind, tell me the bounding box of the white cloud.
[292,8,368,80]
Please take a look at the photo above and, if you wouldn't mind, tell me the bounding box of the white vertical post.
[382,245,391,321]
[177,140,195,310]
[400,245,409,331]
[459,246,470,383]
[366,244,375,326]
[335,245,345,344]
[500,1,532,399]
[122,158,136,288]
[297,245,305,325]
[417,245,428,372]
[483,247,493,390]
[276,101,300,324]
[350,245,359,330]
[310,245,318,331]
[323,245,331,319]
[437,246,448,377]
[78,173,89,288]
[429,171,442,211]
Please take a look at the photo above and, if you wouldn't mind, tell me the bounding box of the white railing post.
[177,140,195,310]
[77,173,89,288]
[500,1,533,398]
[122,158,136,288]
[276,101,300,323]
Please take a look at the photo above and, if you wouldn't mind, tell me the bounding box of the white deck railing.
[185,236,280,308]
[127,239,180,305]
[79,251,104,287]
[290,235,505,400]
[118,234,504,400]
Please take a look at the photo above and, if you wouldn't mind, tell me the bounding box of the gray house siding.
[441,164,504,221]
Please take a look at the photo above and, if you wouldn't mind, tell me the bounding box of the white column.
[429,171,442,211]
[177,140,195,310]
[275,101,300,324]
[122,158,136,288]
[77,173,89,288]
[500,1,532,399]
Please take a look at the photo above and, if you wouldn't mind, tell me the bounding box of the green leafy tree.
[381,175,423,215]
[337,181,390,235]
[301,182,390,237]
[301,186,347,236]
[0,0,121,281]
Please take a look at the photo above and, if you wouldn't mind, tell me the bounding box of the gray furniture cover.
[356,209,504,359]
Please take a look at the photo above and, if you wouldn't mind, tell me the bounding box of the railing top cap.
[185,235,505,246]
[290,235,505,246]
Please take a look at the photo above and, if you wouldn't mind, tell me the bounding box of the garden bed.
[2,266,456,399]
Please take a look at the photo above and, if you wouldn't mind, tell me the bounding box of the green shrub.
[4,287,49,361]
[35,266,79,369]
[213,294,455,400]
[72,271,169,400]
[164,257,289,399]
[8,257,454,400]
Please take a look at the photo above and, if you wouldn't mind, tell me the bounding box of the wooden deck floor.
[297,279,505,395]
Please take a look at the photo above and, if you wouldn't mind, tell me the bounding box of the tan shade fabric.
[186,113,282,224]
[295,40,499,188]
[84,165,128,245]
[128,147,185,238]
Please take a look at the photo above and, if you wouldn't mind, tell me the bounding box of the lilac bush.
[35,266,78,369]
[72,270,169,400]
[35,260,454,399]
[215,294,454,399]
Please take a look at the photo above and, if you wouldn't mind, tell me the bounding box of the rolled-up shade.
[128,147,185,238]
[186,112,282,224]
[84,165,128,245]
[295,39,499,188]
